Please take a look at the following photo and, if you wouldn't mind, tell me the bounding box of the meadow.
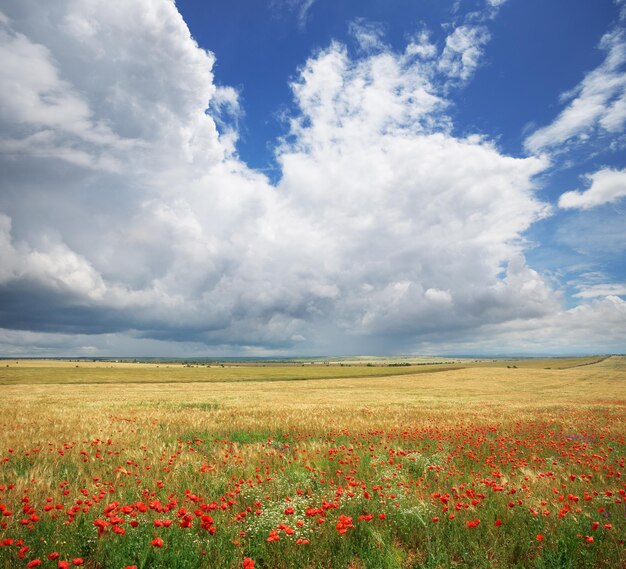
[0,356,624,568]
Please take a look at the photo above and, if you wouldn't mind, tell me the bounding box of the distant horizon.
[1,353,620,362]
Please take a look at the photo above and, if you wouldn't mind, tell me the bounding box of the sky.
[0,0,624,357]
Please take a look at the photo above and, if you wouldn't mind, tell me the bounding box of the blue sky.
[176,0,626,308]
[0,0,624,356]
[178,0,619,170]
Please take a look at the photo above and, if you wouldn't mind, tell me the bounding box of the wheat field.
[0,356,624,568]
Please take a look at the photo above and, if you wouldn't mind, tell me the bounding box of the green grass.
[0,355,611,385]
[0,362,465,385]
[0,356,624,568]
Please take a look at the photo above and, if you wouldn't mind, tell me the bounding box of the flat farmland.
[0,356,624,568]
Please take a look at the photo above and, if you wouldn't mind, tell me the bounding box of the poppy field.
[0,356,624,568]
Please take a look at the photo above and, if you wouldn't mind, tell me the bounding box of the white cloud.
[438,25,491,82]
[0,214,17,282]
[274,38,554,342]
[0,1,622,356]
[418,295,626,356]
[573,283,626,298]
[405,30,437,60]
[525,29,626,153]
[349,19,386,53]
[559,167,626,209]
[270,0,318,30]
[0,16,131,170]
[296,0,317,28]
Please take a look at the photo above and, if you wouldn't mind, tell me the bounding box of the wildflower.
[336,514,354,535]
[93,518,108,536]
[26,561,42,568]
[150,537,163,548]
[72,559,84,566]
[536,534,544,541]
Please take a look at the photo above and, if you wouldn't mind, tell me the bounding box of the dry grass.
[2,356,624,449]
[0,360,465,385]
[0,355,624,568]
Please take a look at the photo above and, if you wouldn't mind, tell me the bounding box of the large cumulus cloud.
[0,0,623,356]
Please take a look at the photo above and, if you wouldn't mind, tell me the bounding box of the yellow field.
[0,359,462,385]
[0,356,624,568]
[1,356,624,452]
[0,355,608,386]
